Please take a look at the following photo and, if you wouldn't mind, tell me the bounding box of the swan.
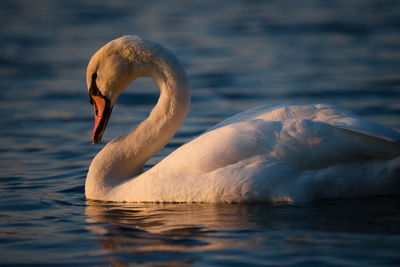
[85,35,400,203]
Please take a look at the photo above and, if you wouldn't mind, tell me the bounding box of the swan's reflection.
[85,201,265,265]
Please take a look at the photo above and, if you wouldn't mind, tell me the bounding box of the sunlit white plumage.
[85,35,400,203]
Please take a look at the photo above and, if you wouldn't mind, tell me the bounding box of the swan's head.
[86,35,161,143]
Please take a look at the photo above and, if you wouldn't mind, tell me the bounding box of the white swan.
[85,35,400,203]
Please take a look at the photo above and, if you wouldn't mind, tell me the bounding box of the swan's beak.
[90,95,112,144]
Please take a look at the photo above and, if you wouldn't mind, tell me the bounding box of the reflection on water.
[85,197,400,266]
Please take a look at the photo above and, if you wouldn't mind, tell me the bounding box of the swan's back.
[207,104,400,141]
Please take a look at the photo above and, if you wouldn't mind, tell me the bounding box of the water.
[1,0,400,265]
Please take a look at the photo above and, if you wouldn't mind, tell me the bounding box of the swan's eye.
[89,72,98,105]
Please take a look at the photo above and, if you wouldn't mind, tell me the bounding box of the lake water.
[1,0,400,265]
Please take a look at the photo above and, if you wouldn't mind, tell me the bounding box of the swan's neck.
[86,54,190,199]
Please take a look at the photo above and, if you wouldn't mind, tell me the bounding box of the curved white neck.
[86,52,190,198]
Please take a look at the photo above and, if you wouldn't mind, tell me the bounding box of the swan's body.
[85,35,400,203]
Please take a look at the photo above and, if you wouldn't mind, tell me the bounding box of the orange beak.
[91,95,112,144]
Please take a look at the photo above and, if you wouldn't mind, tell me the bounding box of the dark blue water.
[1,0,400,265]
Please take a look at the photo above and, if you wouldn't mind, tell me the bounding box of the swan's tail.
[292,156,400,202]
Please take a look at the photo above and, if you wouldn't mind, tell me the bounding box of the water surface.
[1,0,400,265]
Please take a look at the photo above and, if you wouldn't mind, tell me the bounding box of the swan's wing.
[160,119,283,173]
[166,104,400,173]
